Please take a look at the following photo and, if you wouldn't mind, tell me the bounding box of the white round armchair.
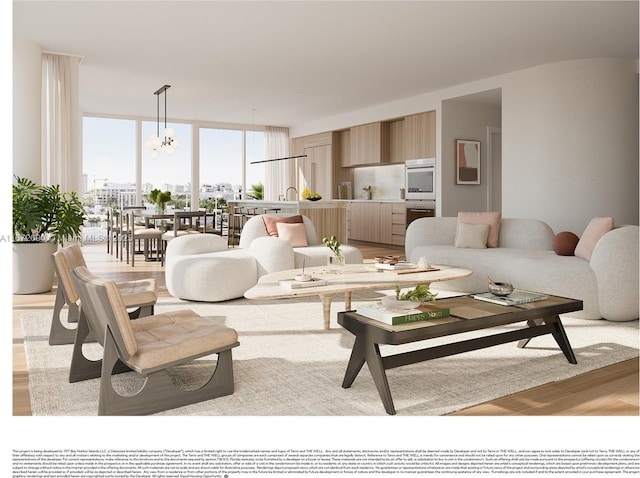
[240,214,363,268]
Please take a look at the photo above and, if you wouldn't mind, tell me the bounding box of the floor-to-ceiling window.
[82,117,136,210]
[245,130,266,199]
[199,127,244,207]
[197,129,265,202]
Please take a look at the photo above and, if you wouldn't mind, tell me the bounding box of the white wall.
[502,58,639,233]
[13,38,42,183]
[292,58,638,233]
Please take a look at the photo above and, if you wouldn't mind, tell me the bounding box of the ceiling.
[13,1,639,128]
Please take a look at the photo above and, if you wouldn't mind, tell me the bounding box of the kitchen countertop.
[341,199,405,203]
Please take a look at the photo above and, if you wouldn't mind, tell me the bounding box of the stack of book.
[356,301,450,325]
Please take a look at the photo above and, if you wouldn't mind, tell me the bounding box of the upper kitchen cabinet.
[404,111,436,160]
[345,122,390,166]
[388,118,405,164]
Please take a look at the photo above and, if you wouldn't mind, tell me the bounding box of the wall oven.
[405,158,436,200]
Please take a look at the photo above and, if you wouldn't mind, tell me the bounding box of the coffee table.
[244,264,472,329]
[338,293,582,415]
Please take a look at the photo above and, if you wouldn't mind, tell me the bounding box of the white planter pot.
[13,242,57,294]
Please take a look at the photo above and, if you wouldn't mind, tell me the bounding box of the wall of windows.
[82,115,265,213]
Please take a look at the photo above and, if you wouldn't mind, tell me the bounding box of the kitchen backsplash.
[353,164,405,200]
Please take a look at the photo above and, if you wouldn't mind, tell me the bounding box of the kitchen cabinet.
[298,144,333,200]
[404,111,436,160]
[339,129,351,167]
[391,202,406,246]
[346,122,389,166]
[349,201,397,245]
[291,131,337,199]
[388,119,405,164]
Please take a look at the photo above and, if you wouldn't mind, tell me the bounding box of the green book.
[356,302,450,325]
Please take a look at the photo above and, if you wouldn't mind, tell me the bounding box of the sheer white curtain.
[264,126,295,201]
[41,53,82,193]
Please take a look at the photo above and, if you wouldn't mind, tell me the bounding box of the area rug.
[21,291,639,416]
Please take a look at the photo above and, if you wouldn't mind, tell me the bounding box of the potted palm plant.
[12,176,86,294]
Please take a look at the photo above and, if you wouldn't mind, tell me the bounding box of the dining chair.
[106,208,113,254]
[71,266,239,415]
[117,206,144,261]
[122,208,163,266]
[107,208,122,258]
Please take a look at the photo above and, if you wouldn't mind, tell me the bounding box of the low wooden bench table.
[338,293,582,415]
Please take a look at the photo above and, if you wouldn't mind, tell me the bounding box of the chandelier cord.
[163,88,167,136]
[146,84,176,157]
[156,91,160,138]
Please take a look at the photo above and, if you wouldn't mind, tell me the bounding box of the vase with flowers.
[149,188,172,214]
[322,235,345,269]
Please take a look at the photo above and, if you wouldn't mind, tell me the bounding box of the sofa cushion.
[262,215,303,237]
[497,218,555,250]
[575,216,614,261]
[455,223,490,249]
[457,212,501,247]
[276,222,308,247]
[553,231,580,256]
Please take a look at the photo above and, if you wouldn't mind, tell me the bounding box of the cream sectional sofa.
[405,217,639,322]
[165,214,363,302]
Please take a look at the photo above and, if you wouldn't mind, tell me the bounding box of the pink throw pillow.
[276,222,308,247]
[457,212,502,248]
[262,215,303,237]
[574,217,614,261]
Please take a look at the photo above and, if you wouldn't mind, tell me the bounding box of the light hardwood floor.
[13,241,638,416]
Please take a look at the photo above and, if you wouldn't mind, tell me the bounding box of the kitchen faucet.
[285,186,298,201]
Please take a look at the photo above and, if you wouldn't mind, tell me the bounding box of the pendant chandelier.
[146,84,179,158]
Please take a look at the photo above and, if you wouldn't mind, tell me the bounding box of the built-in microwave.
[405,158,436,200]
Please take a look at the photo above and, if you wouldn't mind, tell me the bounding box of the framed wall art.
[456,139,481,185]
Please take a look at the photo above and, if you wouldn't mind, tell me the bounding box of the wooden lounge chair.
[71,266,239,415]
